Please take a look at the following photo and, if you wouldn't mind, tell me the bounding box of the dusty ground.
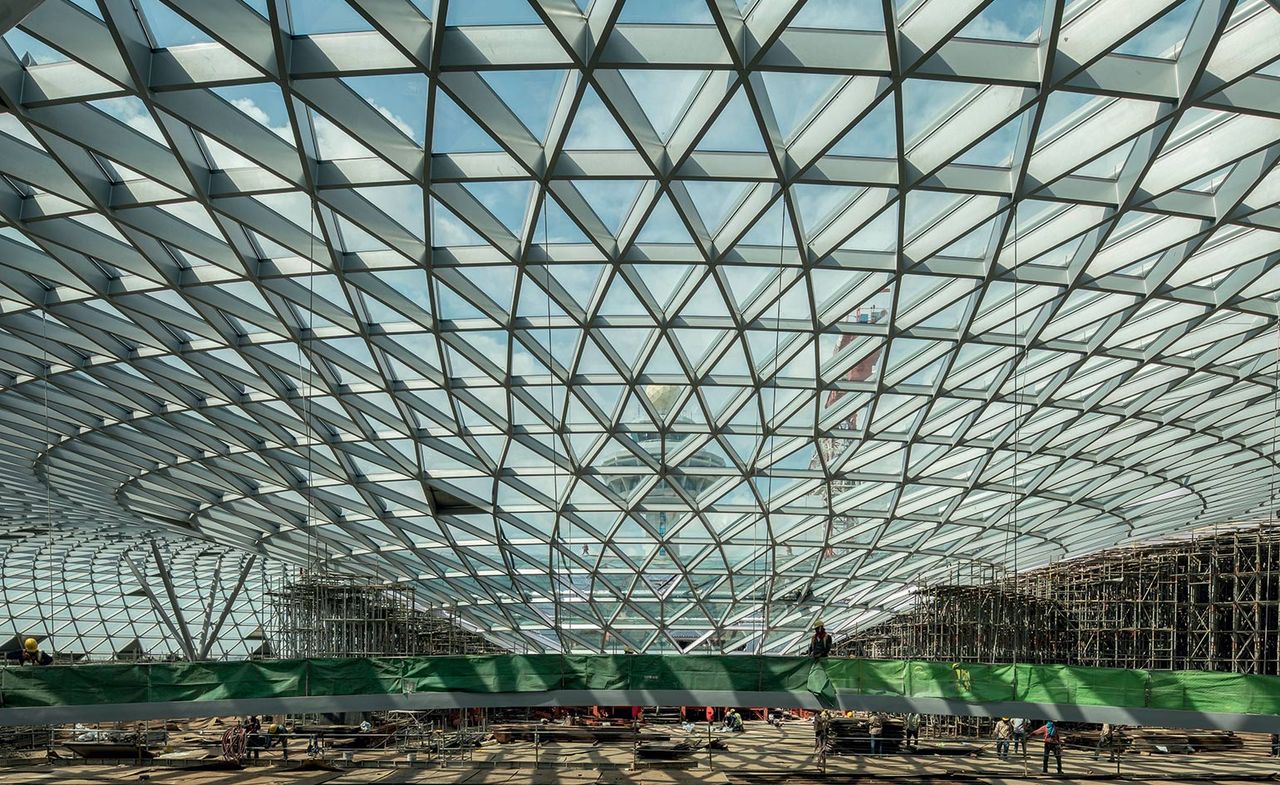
[1,723,1276,784]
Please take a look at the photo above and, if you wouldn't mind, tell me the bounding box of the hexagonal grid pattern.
[1,0,1280,655]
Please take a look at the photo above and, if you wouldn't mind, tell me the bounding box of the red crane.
[824,302,888,431]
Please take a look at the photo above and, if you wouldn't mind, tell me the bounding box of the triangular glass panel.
[516,273,571,319]
[619,70,707,142]
[954,0,1046,43]
[679,272,732,319]
[371,269,432,313]
[900,79,976,146]
[681,180,753,234]
[335,213,391,253]
[211,83,293,139]
[534,196,596,245]
[954,108,1030,168]
[598,274,649,317]
[709,337,750,378]
[672,327,724,369]
[4,28,70,64]
[695,87,768,152]
[1178,163,1234,194]
[616,0,715,23]
[479,70,567,142]
[634,193,696,244]
[640,335,684,376]
[793,184,861,238]
[758,71,843,142]
[565,85,635,150]
[353,185,426,240]
[1113,0,1199,59]
[1073,137,1137,179]
[827,92,896,157]
[309,108,379,160]
[138,0,215,45]
[582,381,625,417]
[734,197,793,247]
[790,0,885,31]
[722,265,775,310]
[548,263,606,307]
[572,180,644,235]
[341,74,430,144]
[435,280,484,320]
[629,262,692,311]
[447,0,541,24]
[431,197,490,247]
[462,180,535,234]
[286,0,375,34]
[432,90,504,153]
[903,189,965,240]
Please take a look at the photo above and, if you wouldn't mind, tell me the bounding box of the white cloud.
[228,97,292,139]
[93,98,166,143]
[372,101,417,140]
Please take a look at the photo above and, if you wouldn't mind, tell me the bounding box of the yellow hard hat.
[23,638,37,652]
[813,620,826,629]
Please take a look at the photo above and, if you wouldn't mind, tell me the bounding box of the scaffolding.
[268,572,505,659]
[834,524,1280,736]
[838,524,1280,674]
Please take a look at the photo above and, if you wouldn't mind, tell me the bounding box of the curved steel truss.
[1,0,1279,655]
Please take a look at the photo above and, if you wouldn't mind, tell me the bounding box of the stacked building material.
[1125,729,1243,754]
[817,716,904,755]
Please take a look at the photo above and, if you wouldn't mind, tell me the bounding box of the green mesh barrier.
[1,662,150,708]
[4,655,1280,718]
[148,660,306,703]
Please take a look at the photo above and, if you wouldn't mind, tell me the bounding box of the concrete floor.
[2,723,1278,784]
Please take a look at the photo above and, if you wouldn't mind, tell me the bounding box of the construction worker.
[814,711,831,754]
[5,638,52,666]
[867,711,885,755]
[993,717,1013,760]
[903,712,921,751]
[722,708,744,733]
[1094,722,1116,761]
[245,715,264,761]
[807,621,833,658]
[1031,720,1065,774]
[1011,716,1027,754]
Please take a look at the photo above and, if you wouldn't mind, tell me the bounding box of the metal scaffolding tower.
[268,572,505,659]
[838,524,1280,675]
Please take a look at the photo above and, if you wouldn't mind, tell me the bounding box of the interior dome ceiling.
[1,0,1279,654]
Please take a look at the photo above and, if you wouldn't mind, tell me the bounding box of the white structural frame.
[0,0,1278,655]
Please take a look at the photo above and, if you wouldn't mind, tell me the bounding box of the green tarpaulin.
[3,655,1280,717]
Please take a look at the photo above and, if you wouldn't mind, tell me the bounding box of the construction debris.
[817,717,905,755]
[1126,729,1244,754]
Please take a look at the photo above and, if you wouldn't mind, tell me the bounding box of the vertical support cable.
[1011,203,1021,664]
[306,205,318,572]
[541,193,564,651]
[41,303,53,649]
[996,203,1022,663]
[759,193,786,652]
[1268,310,1279,671]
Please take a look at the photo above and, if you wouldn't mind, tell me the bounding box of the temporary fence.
[3,655,1280,728]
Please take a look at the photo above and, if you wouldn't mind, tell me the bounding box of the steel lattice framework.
[0,527,276,658]
[1,0,1280,656]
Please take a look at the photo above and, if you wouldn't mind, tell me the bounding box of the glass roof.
[1,0,1279,656]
